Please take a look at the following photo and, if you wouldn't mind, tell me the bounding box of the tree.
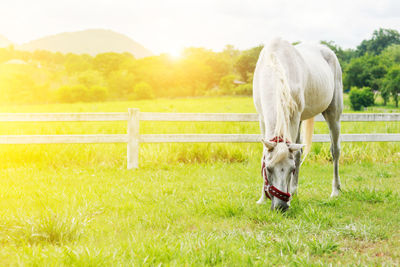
[131,82,154,100]
[343,54,386,91]
[356,28,400,56]
[0,64,50,104]
[381,44,400,66]
[64,54,92,74]
[382,66,400,107]
[177,49,213,96]
[178,47,229,95]
[107,70,136,99]
[234,45,263,82]
[132,55,177,97]
[219,74,237,94]
[93,52,127,76]
[74,70,105,88]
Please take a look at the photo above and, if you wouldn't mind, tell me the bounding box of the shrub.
[233,83,252,95]
[131,82,154,100]
[57,84,110,103]
[219,74,237,94]
[89,85,109,102]
[57,84,90,103]
[349,87,374,110]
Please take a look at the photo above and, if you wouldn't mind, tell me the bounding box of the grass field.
[0,96,399,265]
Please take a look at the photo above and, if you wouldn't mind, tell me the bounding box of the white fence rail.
[1,109,399,169]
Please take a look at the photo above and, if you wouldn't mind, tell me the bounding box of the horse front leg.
[256,186,267,204]
[290,123,302,195]
[257,118,268,205]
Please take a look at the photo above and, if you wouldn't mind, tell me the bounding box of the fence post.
[127,108,140,169]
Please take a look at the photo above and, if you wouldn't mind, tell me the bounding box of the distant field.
[0,96,399,265]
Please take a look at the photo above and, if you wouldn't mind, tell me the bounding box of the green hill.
[18,29,153,58]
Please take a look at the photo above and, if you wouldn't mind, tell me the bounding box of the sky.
[0,0,399,56]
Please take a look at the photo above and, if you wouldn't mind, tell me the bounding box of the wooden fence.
[1,109,399,169]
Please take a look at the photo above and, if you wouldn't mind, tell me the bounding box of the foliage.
[382,65,400,107]
[343,54,386,91]
[56,84,89,103]
[93,52,130,76]
[64,54,92,74]
[131,82,154,100]
[381,44,400,66]
[107,70,136,99]
[234,45,263,82]
[73,70,105,88]
[233,83,252,95]
[349,87,374,110]
[356,28,400,56]
[219,74,237,94]
[90,85,109,102]
[0,28,400,106]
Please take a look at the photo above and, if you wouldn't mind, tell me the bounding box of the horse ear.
[262,139,277,151]
[288,143,305,153]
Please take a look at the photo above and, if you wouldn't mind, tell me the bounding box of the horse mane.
[265,41,298,142]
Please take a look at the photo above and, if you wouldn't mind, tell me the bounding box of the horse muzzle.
[271,197,289,211]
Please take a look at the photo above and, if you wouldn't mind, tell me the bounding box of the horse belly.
[300,67,334,120]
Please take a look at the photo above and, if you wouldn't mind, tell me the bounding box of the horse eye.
[267,166,273,173]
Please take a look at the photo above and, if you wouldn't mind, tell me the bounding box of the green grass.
[0,96,399,265]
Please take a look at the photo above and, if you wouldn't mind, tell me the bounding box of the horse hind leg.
[321,46,343,197]
[322,111,341,197]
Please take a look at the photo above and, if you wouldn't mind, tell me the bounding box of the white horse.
[253,38,343,211]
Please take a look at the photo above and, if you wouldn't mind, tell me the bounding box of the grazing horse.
[253,38,343,211]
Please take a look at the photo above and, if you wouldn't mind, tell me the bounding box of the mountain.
[18,29,153,58]
[0,35,12,47]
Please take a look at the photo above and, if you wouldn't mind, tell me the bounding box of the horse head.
[262,138,304,211]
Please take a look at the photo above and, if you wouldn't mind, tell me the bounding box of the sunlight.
[167,48,183,60]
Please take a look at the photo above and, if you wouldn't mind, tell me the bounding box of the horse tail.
[301,117,314,164]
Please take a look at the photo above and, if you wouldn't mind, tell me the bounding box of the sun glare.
[168,48,183,60]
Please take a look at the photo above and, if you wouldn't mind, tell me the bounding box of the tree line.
[0,28,399,108]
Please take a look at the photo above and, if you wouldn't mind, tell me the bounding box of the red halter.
[261,137,292,202]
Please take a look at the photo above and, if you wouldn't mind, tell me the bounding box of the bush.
[130,82,154,100]
[219,74,237,94]
[349,87,374,110]
[89,85,109,102]
[56,84,89,103]
[233,83,252,95]
[56,84,109,103]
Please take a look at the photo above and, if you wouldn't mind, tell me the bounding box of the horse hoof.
[330,190,340,197]
[256,198,267,205]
